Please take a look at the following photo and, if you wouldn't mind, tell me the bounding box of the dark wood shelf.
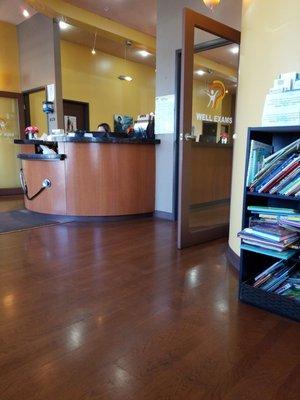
[240,126,300,322]
[246,191,300,202]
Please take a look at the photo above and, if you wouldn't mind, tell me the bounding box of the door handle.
[184,133,196,141]
[179,133,199,142]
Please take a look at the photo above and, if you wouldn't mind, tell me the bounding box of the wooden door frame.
[0,91,25,196]
[23,86,47,127]
[63,99,90,131]
[178,8,241,248]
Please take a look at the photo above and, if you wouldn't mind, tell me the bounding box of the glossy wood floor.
[0,197,299,400]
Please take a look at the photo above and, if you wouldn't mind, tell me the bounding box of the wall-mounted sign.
[262,72,300,126]
[196,113,233,124]
[203,80,226,109]
[155,94,175,135]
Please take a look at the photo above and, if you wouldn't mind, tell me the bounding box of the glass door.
[178,9,240,249]
[0,93,23,191]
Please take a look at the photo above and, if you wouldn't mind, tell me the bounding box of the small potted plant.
[25,126,39,139]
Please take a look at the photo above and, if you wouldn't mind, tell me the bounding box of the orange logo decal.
[203,80,226,109]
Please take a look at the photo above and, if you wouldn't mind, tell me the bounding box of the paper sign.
[155,94,175,134]
[262,91,300,126]
[47,84,55,102]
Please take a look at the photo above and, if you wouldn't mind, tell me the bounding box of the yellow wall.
[0,21,20,92]
[0,97,21,188]
[229,0,300,255]
[29,90,48,135]
[60,40,156,130]
[0,22,21,188]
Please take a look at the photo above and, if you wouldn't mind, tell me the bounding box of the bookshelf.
[239,126,300,321]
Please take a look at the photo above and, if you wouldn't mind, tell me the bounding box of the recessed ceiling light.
[231,46,239,54]
[118,75,133,82]
[22,9,30,18]
[59,20,70,30]
[138,50,151,58]
[196,70,206,76]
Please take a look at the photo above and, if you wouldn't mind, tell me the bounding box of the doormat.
[0,210,75,234]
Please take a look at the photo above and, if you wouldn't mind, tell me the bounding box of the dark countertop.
[15,136,161,145]
[15,139,55,145]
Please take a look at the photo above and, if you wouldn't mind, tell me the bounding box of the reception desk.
[15,136,160,217]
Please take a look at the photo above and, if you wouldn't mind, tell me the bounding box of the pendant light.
[203,0,221,10]
[118,40,133,82]
[91,32,97,55]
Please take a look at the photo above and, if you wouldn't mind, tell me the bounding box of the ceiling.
[202,44,239,69]
[1,0,239,82]
[64,0,157,37]
[60,25,156,67]
[0,0,36,25]
[61,24,239,73]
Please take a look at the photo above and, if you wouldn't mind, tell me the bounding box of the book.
[253,273,273,288]
[256,155,300,193]
[242,238,288,252]
[241,244,297,259]
[246,140,273,186]
[240,229,298,246]
[258,214,278,221]
[281,177,300,196]
[274,282,292,295]
[281,285,300,301]
[250,139,300,190]
[269,166,300,194]
[248,221,298,242]
[254,260,284,281]
[260,138,300,172]
[260,264,296,292]
[247,206,297,215]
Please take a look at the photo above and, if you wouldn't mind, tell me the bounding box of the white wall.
[229,0,300,255]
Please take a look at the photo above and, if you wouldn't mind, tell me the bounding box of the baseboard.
[154,210,175,221]
[226,244,240,271]
[0,188,23,196]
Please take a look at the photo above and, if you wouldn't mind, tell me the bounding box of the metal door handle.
[185,133,196,141]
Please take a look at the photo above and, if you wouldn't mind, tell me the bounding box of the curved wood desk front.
[16,137,160,217]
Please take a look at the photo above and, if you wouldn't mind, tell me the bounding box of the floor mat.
[0,209,75,234]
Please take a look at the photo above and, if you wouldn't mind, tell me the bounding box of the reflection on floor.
[0,195,24,212]
[0,196,299,399]
[189,201,230,229]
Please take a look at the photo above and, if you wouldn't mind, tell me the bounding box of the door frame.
[0,91,25,196]
[23,86,46,127]
[63,99,90,131]
[177,8,241,248]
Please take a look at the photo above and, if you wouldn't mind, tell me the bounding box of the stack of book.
[252,260,300,301]
[279,215,300,232]
[247,138,300,196]
[238,206,300,254]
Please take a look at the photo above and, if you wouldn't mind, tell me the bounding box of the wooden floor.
[0,197,299,400]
